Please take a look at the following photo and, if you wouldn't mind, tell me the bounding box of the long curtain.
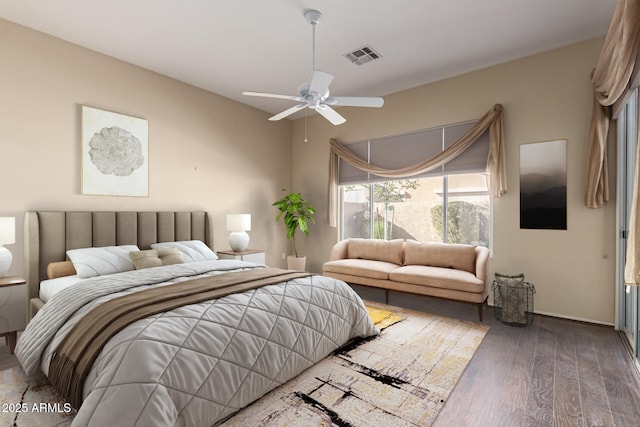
[585,0,640,209]
[328,104,506,227]
[625,92,640,285]
[583,0,640,285]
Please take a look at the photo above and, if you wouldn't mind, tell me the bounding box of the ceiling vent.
[344,45,382,66]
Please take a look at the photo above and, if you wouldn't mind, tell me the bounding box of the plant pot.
[287,255,306,271]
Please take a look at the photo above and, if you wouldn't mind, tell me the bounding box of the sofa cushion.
[390,265,484,293]
[404,240,476,274]
[323,259,398,280]
[347,238,404,265]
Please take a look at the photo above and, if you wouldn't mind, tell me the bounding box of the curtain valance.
[328,104,506,227]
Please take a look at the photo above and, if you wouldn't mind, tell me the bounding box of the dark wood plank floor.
[2,286,640,426]
[352,285,640,427]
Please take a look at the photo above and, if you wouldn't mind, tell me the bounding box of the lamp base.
[0,246,12,277]
[228,231,249,252]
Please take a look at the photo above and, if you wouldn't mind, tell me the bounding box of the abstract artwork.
[520,139,567,230]
[81,106,148,197]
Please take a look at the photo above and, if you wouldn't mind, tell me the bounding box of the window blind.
[338,121,490,185]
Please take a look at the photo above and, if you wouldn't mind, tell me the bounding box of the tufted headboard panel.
[24,211,214,304]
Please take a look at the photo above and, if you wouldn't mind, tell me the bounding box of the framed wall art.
[520,139,567,230]
[81,105,149,197]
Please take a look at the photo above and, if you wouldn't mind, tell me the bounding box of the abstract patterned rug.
[0,302,488,427]
[220,301,489,426]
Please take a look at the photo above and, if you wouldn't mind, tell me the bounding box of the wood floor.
[2,286,640,427]
[353,285,640,427]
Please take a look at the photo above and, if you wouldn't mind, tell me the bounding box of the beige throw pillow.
[47,261,77,279]
[130,250,162,270]
[130,248,184,270]
[157,247,184,265]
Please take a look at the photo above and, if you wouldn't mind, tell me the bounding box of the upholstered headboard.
[24,211,214,306]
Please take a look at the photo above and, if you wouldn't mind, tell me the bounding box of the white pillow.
[67,245,140,278]
[151,240,218,263]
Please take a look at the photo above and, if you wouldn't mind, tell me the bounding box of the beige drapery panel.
[625,98,640,285]
[585,0,640,209]
[328,104,506,227]
[584,0,640,286]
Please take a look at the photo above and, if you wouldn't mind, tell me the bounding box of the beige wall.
[0,18,293,275]
[291,37,617,324]
[0,18,616,324]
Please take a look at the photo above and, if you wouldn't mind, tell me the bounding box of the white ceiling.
[0,0,616,121]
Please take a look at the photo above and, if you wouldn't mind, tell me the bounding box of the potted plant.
[273,189,316,271]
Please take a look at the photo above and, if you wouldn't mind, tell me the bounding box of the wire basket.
[492,273,535,326]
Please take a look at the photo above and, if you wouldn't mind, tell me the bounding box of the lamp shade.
[0,217,15,245]
[227,214,251,232]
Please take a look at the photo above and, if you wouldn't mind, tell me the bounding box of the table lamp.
[0,217,15,277]
[226,214,251,252]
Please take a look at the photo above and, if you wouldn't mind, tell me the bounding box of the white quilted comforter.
[15,260,378,426]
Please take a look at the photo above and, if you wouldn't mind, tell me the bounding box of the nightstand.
[0,276,27,354]
[217,249,266,264]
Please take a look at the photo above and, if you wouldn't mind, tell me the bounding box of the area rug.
[220,301,489,426]
[0,367,75,426]
[0,302,488,427]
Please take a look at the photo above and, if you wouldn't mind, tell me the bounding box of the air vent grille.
[344,45,382,66]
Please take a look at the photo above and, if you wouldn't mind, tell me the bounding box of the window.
[338,121,492,246]
[340,174,490,245]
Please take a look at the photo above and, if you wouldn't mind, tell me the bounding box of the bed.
[15,211,377,426]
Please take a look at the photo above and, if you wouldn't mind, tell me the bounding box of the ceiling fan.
[242,9,384,126]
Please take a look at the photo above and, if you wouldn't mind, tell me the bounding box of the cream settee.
[323,238,490,320]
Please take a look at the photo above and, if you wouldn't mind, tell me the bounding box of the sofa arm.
[329,239,349,261]
[475,246,490,283]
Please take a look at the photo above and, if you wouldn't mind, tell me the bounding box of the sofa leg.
[478,296,488,322]
[385,289,390,304]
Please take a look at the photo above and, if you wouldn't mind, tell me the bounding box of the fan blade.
[324,96,384,108]
[308,70,334,96]
[269,104,307,121]
[317,104,346,125]
[243,91,304,102]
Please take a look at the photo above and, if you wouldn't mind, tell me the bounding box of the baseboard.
[488,303,614,326]
[535,310,614,326]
